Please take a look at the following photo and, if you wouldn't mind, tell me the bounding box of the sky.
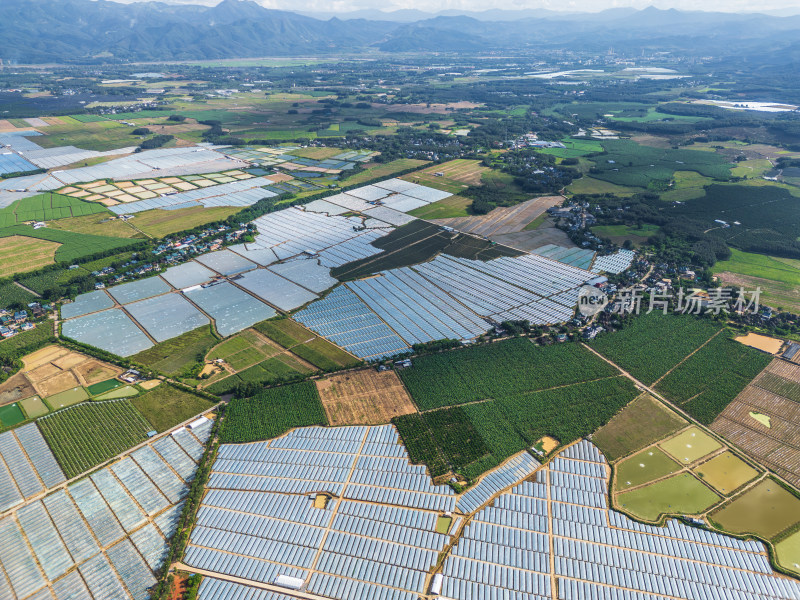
[115,0,800,14]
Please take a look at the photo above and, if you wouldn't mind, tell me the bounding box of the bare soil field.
[19,344,122,398]
[74,359,122,385]
[0,373,37,406]
[711,359,800,488]
[734,333,783,354]
[36,370,81,397]
[715,271,800,314]
[316,368,417,426]
[433,196,562,237]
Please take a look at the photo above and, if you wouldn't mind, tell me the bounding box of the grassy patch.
[407,195,472,219]
[617,473,721,521]
[19,396,48,418]
[566,176,640,196]
[131,205,240,238]
[712,249,800,288]
[47,213,141,239]
[132,326,219,377]
[131,384,215,432]
[593,394,687,462]
[44,387,89,410]
[661,170,713,202]
[776,529,800,575]
[0,235,61,275]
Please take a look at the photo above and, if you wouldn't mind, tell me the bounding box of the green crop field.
[588,139,731,188]
[614,447,683,490]
[590,313,723,385]
[219,381,326,443]
[44,387,89,410]
[38,400,153,478]
[132,384,215,432]
[20,396,49,419]
[0,403,26,427]
[407,195,472,219]
[535,138,604,158]
[396,342,638,480]
[132,326,220,377]
[710,479,800,540]
[398,338,619,410]
[616,473,721,522]
[593,394,687,462]
[94,386,139,400]
[713,249,800,288]
[655,333,772,424]
[776,530,800,575]
[86,379,122,396]
[659,426,722,464]
[0,193,109,227]
[0,281,36,306]
[661,171,713,202]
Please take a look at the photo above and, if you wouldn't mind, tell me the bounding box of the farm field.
[396,374,637,479]
[401,159,490,193]
[253,318,361,371]
[132,326,220,377]
[316,368,416,425]
[591,223,659,247]
[693,451,758,495]
[0,319,53,361]
[616,472,721,522]
[565,176,639,196]
[713,249,800,311]
[588,394,688,461]
[660,426,722,464]
[406,195,471,219]
[132,205,241,238]
[0,402,26,427]
[338,158,428,187]
[661,170,714,202]
[19,395,49,418]
[431,195,562,237]
[655,332,773,424]
[535,138,604,159]
[0,223,141,263]
[131,384,216,432]
[0,193,109,227]
[47,212,142,239]
[591,312,723,385]
[710,479,800,540]
[37,399,153,478]
[219,380,326,443]
[776,530,800,576]
[587,139,731,188]
[398,338,620,410]
[711,359,800,489]
[0,235,61,275]
[614,447,682,490]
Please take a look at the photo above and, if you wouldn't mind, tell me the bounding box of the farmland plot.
[316,369,416,426]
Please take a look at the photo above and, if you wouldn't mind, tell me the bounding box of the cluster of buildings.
[0,302,50,338]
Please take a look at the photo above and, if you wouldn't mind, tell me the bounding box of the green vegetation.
[253,319,361,371]
[20,396,49,418]
[407,195,472,219]
[219,381,326,443]
[712,249,800,288]
[757,372,800,402]
[86,379,122,396]
[614,447,682,490]
[592,394,687,461]
[0,193,109,227]
[0,403,26,427]
[43,386,89,410]
[0,324,55,361]
[710,479,800,539]
[591,313,722,385]
[776,530,800,575]
[0,224,140,263]
[398,339,618,410]
[397,366,637,480]
[661,171,713,202]
[535,138,604,158]
[616,473,721,521]
[38,400,152,478]
[588,139,731,188]
[132,384,215,432]
[660,426,722,464]
[693,452,758,495]
[655,333,773,424]
[132,326,219,377]
[94,386,139,400]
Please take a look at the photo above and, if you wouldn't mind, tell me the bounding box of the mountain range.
[3,0,800,64]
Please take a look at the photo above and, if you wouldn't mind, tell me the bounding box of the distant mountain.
[2,0,800,64]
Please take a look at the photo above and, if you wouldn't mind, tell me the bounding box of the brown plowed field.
[316,369,417,426]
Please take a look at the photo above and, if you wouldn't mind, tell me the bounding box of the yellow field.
[48,213,142,239]
[0,235,61,275]
[132,205,240,238]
